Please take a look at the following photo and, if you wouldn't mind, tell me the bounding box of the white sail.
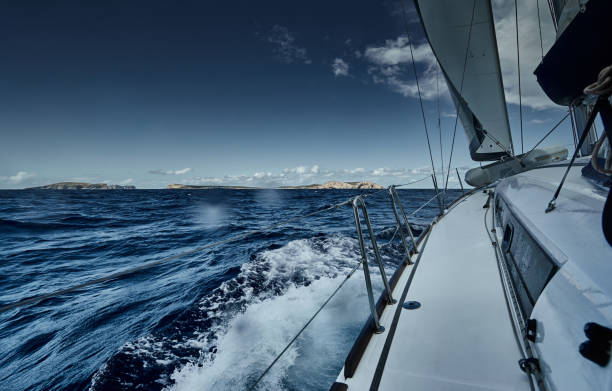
[414,0,513,161]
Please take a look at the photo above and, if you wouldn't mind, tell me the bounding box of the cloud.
[175,164,467,188]
[0,171,35,183]
[332,58,349,77]
[528,118,551,124]
[492,0,560,110]
[359,0,561,110]
[267,25,311,64]
[120,178,134,185]
[364,36,445,100]
[149,168,192,175]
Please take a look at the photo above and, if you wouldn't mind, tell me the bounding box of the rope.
[401,1,438,189]
[515,0,524,154]
[444,0,477,192]
[248,258,363,390]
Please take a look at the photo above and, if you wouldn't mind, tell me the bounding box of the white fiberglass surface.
[340,192,530,390]
[496,163,612,390]
[495,162,612,295]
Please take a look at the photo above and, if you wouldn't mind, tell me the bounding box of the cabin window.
[499,205,559,318]
[502,224,513,252]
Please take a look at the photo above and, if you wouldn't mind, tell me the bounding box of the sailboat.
[331,0,612,390]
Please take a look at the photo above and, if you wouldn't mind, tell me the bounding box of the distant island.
[167,181,384,190]
[281,181,384,189]
[166,184,257,190]
[27,182,136,190]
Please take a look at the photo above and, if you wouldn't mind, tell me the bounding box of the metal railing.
[390,185,419,255]
[351,195,396,333]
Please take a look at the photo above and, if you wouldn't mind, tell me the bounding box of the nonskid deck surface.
[337,191,529,390]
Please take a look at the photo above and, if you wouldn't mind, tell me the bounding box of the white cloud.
[528,118,551,124]
[346,167,365,174]
[120,178,134,185]
[267,25,311,64]
[364,36,444,100]
[1,171,35,183]
[492,0,560,110]
[176,164,469,188]
[149,168,192,175]
[332,58,349,77]
[359,0,561,110]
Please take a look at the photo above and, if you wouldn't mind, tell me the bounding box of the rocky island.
[167,181,384,190]
[281,181,384,190]
[27,182,136,190]
[166,184,257,189]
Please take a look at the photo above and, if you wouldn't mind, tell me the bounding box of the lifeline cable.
[248,258,364,390]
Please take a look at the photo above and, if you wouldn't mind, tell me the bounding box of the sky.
[0,0,577,189]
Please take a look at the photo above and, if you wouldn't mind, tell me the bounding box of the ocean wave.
[89,234,399,391]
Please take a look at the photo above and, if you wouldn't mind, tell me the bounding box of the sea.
[0,188,461,391]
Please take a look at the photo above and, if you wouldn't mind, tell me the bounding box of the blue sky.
[0,0,575,189]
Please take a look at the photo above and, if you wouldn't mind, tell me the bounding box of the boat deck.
[336,190,530,390]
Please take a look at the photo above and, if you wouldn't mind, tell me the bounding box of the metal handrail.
[351,196,396,333]
[389,186,418,259]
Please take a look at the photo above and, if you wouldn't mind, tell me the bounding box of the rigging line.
[443,0,477,192]
[395,175,434,187]
[546,0,559,32]
[522,112,570,160]
[401,1,438,187]
[248,258,363,390]
[408,190,447,218]
[569,108,578,150]
[515,0,524,154]
[482,129,523,166]
[0,198,353,314]
[546,97,605,213]
[536,0,544,60]
[437,66,445,203]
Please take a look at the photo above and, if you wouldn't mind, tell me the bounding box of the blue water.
[0,189,460,391]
